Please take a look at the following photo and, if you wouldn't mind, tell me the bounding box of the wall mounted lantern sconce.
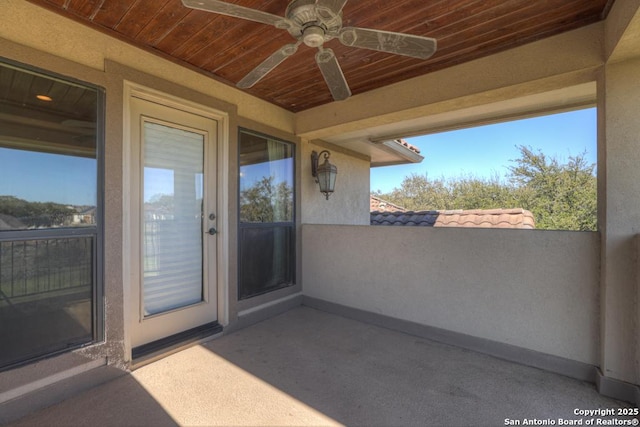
[311,150,337,200]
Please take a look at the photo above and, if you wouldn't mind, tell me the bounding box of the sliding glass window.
[0,60,103,370]
[238,130,295,299]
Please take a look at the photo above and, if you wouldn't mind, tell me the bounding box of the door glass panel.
[143,122,204,316]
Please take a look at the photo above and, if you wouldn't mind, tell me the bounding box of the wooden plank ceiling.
[26,0,613,112]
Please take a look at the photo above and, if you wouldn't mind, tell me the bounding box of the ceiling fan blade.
[315,48,351,101]
[316,0,348,14]
[339,27,437,60]
[315,0,347,27]
[182,0,288,28]
[237,43,300,89]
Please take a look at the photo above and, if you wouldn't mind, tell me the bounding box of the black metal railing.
[0,236,93,304]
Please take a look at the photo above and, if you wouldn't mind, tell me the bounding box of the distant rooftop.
[370,195,407,213]
[370,196,535,230]
[394,139,420,154]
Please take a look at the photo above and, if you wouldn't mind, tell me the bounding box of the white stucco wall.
[300,140,370,225]
[599,57,640,384]
[302,225,601,365]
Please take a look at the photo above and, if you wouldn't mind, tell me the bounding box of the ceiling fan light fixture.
[302,26,325,47]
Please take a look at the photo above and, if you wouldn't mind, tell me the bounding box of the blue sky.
[0,148,96,206]
[371,108,597,194]
[240,157,294,190]
[0,107,596,205]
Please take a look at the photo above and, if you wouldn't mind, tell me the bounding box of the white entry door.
[129,95,218,349]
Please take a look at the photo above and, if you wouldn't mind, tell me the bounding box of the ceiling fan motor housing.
[285,0,342,46]
[302,26,325,47]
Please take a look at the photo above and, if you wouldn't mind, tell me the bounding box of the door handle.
[207,227,217,235]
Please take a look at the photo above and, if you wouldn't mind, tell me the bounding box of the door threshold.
[131,322,223,369]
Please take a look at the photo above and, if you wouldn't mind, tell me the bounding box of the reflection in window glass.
[0,237,94,369]
[239,132,294,223]
[239,226,293,299]
[0,62,97,231]
[0,60,100,370]
[239,130,295,299]
[0,148,96,230]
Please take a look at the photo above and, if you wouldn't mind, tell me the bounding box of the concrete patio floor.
[9,306,634,426]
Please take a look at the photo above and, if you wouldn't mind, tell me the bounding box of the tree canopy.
[240,176,293,223]
[0,195,73,228]
[375,145,597,231]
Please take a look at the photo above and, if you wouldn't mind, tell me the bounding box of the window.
[0,60,103,370]
[238,130,295,299]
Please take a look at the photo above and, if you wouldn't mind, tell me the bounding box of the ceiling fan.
[182,0,437,101]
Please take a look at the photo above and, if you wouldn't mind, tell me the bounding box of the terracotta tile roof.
[371,208,535,229]
[370,195,407,213]
[394,139,420,154]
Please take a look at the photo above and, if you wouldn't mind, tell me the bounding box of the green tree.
[383,173,516,212]
[508,145,596,230]
[378,145,597,231]
[448,174,517,210]
[240,176,293,223]
[0,195,72,227]
[144,193,175,218]
[385,174,452,211]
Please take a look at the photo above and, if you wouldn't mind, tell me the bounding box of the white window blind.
[142,122,204,316]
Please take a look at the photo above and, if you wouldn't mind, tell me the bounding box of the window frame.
[237,128,296,300]
[0,57,105,370]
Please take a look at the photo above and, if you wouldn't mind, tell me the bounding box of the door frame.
[122,82,229,362]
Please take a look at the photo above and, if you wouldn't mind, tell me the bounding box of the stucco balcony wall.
[302,225,600,369]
